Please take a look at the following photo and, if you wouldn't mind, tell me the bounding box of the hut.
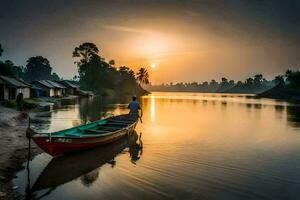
[47,81,66,96]
[31,80,66,97]
[0,75,30,100]
[58,80,79,95]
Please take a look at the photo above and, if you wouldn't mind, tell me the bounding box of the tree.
[209,79,219,91]
[51,72,60,81]
[73,42,99,65]
[237,81,243,86]
[72,42,102,90]
[0,44,3,57]
[109,60,115,67]
[11,65,26,79]
[245,78,254,86]
[285,69,300,88]
[220,77,228,86]
[136,68,149,86]
[254,74,263,87]
[25,56,52,81]
[202,81,208,87]
[0,60,14,76]
[274,75,285,85]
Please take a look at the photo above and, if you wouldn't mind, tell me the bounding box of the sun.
[150,63,156,69]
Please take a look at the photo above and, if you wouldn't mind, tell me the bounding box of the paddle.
[139,116,143,123]
[139,110,143,123]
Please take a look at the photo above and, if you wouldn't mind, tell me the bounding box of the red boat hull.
[32,121,137,156]
[33,138,112,156]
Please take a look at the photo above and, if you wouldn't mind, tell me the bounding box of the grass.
[1,98,40,109]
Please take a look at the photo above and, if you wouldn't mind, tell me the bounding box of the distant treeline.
[146,71,300,94]
[0,43,150,96]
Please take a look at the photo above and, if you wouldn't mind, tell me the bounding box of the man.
[128,95,142,118]
[16,91,24,111]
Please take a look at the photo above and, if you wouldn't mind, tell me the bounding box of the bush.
[23,99,39,109]
[1,100,16,108]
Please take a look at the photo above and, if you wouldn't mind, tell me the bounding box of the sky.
[0,0,300,84]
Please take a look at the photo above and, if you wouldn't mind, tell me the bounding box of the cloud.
[102,25,156,35]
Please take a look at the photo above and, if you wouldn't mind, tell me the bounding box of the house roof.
[0,75,29,88]
[33,80,66,89]
[31,85,42,90]
[59,80,79,89]
[46,80,66,89]
[33,80,55,88]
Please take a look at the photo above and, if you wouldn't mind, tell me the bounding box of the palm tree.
[136,67,149,86]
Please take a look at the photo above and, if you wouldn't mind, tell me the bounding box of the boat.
[26,114,139,156]
[25,131,142,198]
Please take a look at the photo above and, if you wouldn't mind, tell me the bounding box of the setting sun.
[150,63,156,69]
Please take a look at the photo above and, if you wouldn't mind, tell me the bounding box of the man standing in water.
[128,95,143,119]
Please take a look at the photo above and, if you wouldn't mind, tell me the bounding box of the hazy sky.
[1,0,300,83]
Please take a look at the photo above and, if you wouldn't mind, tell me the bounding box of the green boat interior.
[47,115,137,138]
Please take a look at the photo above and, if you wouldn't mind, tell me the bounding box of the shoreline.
[0,106,41,199]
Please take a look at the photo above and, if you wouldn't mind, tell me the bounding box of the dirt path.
[0,106,39,200]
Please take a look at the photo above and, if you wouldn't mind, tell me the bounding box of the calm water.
[15,92,300,200]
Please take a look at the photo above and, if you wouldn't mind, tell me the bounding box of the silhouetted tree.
[245,78,254,87]
[254,74,263,87]
[25,56,52,81]
[136,68,149,86]
[0,60,14,76]
[209,79,219,91]
[285,69,300,88]
[51,72,60,81]
[109,59,115,67]
[229,80,235,86]
[220,77,228,86]
[73,42,99,65]
[72,42,141,95]
[274,75,285,85]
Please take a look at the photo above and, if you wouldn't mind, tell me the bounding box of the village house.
[58,80,79,95]
[31,80,66,97]
[0,75,30,101]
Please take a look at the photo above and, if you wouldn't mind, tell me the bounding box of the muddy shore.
[0,106,40,200]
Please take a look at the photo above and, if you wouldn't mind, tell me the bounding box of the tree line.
[0,43,150,95]
[147,71,300,94]
[72,42,149,95]
[0,44,60,82]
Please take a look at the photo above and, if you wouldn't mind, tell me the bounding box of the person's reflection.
[128,132,143,165]
[80,168,100,187]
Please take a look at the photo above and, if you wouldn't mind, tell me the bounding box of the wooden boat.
[26,114,139,156]
[31,134,132,191]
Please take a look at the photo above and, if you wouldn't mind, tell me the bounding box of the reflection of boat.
[27,114,138,156]
[30,132,140,192]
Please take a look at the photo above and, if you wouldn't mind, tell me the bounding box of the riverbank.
[0,106,40,199]
[258,84,300,103]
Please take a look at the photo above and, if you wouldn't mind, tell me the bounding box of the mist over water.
[15,92,300,200]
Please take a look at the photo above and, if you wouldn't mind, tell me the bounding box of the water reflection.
[287,106,300,128]
[15,92,300,200]
[80,168,100,187]
[30,96,132,133]
[25,131,143,199]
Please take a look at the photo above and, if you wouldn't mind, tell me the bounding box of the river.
[14,92,300,200]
